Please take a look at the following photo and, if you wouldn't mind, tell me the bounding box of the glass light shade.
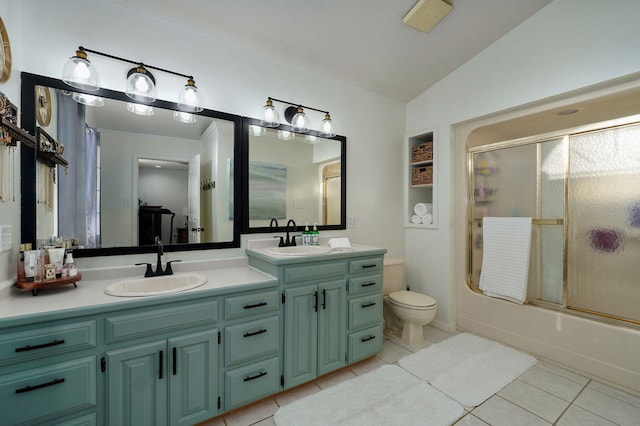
[304,135,317,144]
[250,124,266,136]
[319,113,336,138]
[291,107,309,133]
[173,110,197,124]
[72,92,104,107]
[278,130,295,140]
[178,79,204,112]
[62,50,100,91]
[259,99,280,127]
[127,102,154,116]
[125,66,157,102]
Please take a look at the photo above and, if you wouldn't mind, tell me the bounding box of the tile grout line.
[550,378,591,425]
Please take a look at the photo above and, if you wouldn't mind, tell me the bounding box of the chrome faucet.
[135,237,181,277]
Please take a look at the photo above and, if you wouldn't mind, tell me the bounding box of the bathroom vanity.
[0,246,385,425]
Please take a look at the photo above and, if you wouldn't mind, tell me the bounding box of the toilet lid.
[389,290,436,308]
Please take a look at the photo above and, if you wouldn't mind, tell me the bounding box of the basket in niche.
[411,142,433,163]
[412,165,433,185]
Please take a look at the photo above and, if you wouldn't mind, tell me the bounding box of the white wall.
[14,0,405,270]
[406,0,640,392]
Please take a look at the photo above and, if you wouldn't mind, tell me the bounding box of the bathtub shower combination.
[468,116,640,325]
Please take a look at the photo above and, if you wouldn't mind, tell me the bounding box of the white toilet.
[383,257,437,347]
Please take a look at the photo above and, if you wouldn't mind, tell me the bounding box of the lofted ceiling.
[104,0,552,103]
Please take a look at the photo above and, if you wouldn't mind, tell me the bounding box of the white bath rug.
[398,333,537,407]
[274,364,464,426]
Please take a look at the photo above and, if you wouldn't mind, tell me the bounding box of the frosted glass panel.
[567,124,640,322]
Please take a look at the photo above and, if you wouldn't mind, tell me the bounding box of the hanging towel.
[414,202,432,217]
[479,217,532,304]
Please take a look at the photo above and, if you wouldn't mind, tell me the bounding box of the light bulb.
[134,75,149,92]
[127,102,154,116]
[173,111,196,123]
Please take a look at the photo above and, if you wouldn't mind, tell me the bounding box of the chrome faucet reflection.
[135,237,181,277]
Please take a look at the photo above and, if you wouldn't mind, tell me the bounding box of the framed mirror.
[20,72,242,256]
[241,117,346,233]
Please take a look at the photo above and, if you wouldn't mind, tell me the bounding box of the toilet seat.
[388,290,436,309]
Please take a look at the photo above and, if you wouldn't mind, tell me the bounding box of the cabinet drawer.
[348,325,383,363]
[349,258,382,274]
[224,291,279,320]
[0,356,96,425]
[53,413,97,426]
[349,294,383,330]
[106,301,218,343]
[283,261,346,284]
[0,320,96,366]
[348,274,382,295]
[225,316,280,366]
[225,356,280,410]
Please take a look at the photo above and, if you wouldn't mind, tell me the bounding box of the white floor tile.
[556,405,617,426]
[314,368,357,389]
[252,416,276,426]
[534,360,589,386]
[454,413,490,425]
[377,339,412,363]
[274,382,322,407]
[423,325,456,343]
[472,395,551,426]
[349,356,387,376]
[587,380,640,408]
[517,365,585,401]
[574,386,640,426]
[223,399,279,426]
[497,379,569,423]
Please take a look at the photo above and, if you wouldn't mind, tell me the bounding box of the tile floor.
[200,327,640,426]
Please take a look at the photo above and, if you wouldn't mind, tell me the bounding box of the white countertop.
[0,257,276,322]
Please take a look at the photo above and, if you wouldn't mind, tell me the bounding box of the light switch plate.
[347,216,357,228]
[0,225,11,252]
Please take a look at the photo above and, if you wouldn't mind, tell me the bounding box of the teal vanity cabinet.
[221,290,281,411]
[247,247,385,390]
[104,301,220,426]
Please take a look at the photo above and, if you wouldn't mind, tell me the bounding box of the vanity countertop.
[0,257,277,325]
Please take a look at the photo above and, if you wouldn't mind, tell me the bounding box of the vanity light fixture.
[174,111,197,124]
[62,46,205,113]
[258,97,336,137]
[126,102,154,116]
[72,92,105,107]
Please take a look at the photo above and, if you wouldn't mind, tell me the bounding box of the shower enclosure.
[468,117,640,325]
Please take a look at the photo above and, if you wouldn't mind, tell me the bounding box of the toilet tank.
[383,257,406,295]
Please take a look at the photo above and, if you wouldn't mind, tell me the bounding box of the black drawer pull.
[361,282,376,287]
[159,350,164,380]
[362,302,377,308]
[15,339,65,352]
[361,264,377,269]
[15,378,65,394]
[243,301,267,309]
[172,347,177,376]
[243,371,267,382]
[243,328,267,338]
[361,335,376,342]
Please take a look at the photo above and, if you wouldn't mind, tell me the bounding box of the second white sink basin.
[264,245,332,256]
[105,273,208,297]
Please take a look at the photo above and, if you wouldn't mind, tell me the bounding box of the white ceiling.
[105,0,552,102]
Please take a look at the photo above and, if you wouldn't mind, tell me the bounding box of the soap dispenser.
[311,223,320,246]
[303,223,311,246]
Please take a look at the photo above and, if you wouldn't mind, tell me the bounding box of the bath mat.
[398,333,537,407]
[274,364,464,426]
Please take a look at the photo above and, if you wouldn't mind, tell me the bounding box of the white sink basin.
[105,273,208,297]
[264,245,332,256]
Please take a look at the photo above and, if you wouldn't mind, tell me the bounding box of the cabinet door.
[317,279,347,376]
[168,329,218,426]
[284,285,317,388]
[106,341,167,426]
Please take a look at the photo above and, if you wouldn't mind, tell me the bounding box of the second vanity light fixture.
[62,46,205,121]
[259,97,336,138]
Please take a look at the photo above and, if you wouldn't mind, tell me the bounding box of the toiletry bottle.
[311,223,320,246]
[303,223,311,246]
[62,252,78,278]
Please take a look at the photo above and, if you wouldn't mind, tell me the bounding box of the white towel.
[329,237,352,250]
[479,217,532,304]
[411,215,422,224]
[414,202,432,217]
[420,213,433,224]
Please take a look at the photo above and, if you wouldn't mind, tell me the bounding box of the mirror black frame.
[20,72,243,257]
[240,117,347,234]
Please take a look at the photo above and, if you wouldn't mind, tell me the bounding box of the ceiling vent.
[403,0,453,33]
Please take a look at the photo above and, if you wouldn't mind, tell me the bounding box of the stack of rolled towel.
[411,203,433,224]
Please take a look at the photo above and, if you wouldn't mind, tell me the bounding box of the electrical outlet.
[347,216,357,228]
[0,225,11,253]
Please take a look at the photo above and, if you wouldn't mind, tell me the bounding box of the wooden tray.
[16,259,81,296]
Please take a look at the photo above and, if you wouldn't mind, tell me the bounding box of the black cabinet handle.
[15,378,65,394]
[362,302,377,308]
[15,339,65,352]
[159,350,164,379]
[243,328,267,338]
[172,347,177,376]
[361,335,376,342]
[361,282,376,287]
[313,291,318,312]
[322,289,327,310]
[243,301,267,309]
[361,264,377,269]
[243,371,267,382]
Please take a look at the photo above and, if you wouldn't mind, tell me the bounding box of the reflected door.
[188,155,201,244]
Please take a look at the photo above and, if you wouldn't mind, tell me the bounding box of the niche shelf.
[404,127,437,229]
